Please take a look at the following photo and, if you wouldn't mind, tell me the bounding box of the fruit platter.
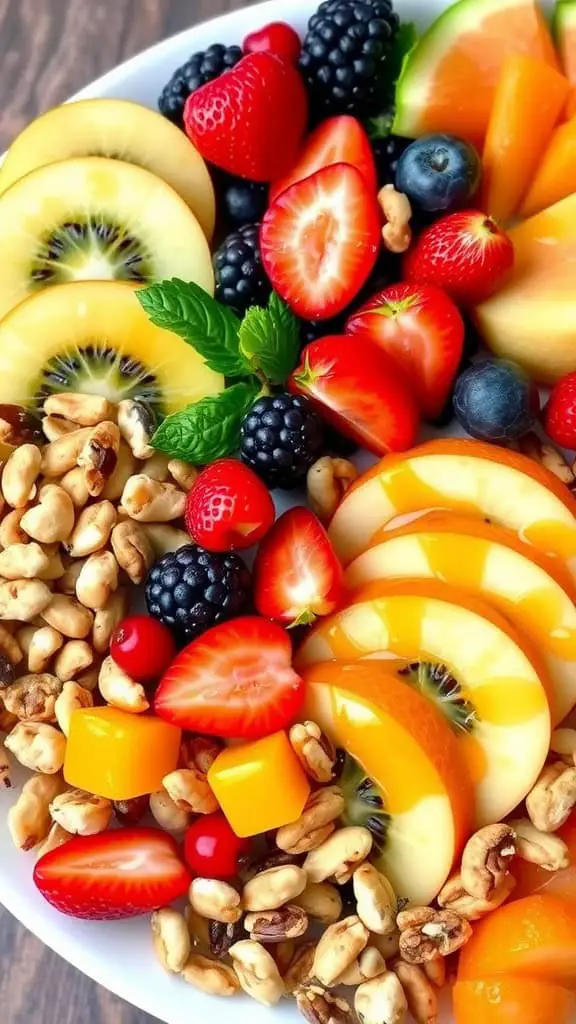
[5,0,576,1021]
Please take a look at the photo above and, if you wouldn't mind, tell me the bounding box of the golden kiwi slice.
[0,99,215,239]
[0,156,214,321]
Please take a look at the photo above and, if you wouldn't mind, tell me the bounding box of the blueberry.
[453,359,540,442]
[396,134,482,214]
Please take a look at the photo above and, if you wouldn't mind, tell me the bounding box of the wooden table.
[0,1,251,1020]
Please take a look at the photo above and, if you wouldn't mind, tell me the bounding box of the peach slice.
[296,580,551,826]
[328,439,576,576]
[303,661,473,905]
[454,974,575,1024]
[344,512,576,724]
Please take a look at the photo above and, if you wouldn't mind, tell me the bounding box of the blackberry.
[372,134,411,187]
[219,176,269,228]
[145,544,252,643]
[214,223,271,315]
[299,0,400,120]
[158,43,243,129]
[240,393,325,490]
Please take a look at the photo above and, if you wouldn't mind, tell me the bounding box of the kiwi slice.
[0,280,223,416]
[0,99,215,240]
[0,156,214,320]
[398,661,477,734]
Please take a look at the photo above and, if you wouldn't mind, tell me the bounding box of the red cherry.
[184,813,250,880]
[110,616,176,682]
[243,22,301,65]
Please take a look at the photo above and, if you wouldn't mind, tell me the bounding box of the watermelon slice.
[393,0,559,148]
[554,0,576,84]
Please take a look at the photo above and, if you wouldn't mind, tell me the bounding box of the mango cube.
[64,706,181,800]
[207,731,310,838]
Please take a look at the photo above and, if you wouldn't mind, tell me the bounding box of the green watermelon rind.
[392,0,547,139]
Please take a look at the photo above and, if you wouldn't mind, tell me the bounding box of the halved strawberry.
[254,507,344,626]
[33,828,191,920]
[154,617,305,739]
[270,116,378,202]
[260,162,381,321]
[346,282,465,420]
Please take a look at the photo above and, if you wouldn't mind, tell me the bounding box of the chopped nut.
[75,662,101,693]
[337,947,388,986]
[102,442,137,501]
[120,475,186,522]
[303,825,373,884]
[20,485,75,544]
[461,824,517,900]
[2,444,42,508]
[297,985,354,1024]
[112,794,149,826]
[7,773,66,850]
[229,940,285,1006]
[397,907,472,964]
[55,640,94,682]
[422,958,446,990]
[0,579,52,622]
[140,523,190,556]
[551,728,576,763]
[244,905,308,943]
[77,421,120,496]
[185,905,211,952]
[3,673,62,722]
[151,908,191,973]
[378,184,413,254]
[294,881,343,924]
[49,787,112,835]
[243,864,307,912]
[313,914,370,987]
[355,972,408,1024]
[181,953,240,997]
[0,622,23,666]
[526,761,576,832]
[368,930,401,962]
[0,542,50,580]
[242,849,302,882]
[5,721,66,773]
[209,919,245,959]
[54,681,93,736]
[56,557,86,596]
[0,509,29,547]
[307,456,358,524]
[59,467,91,509]
[353,862,398,936]
[162,766,218,813]
[98,655,148,713]
[42,415,80,442]
[42,595,93,639]
[180,734,223,774]
[39,548,65,582]
[168,459,198,490]
[41,427,92,477]
[437,872,516,921]
[75,551,119,610]
[35,822,72,858]
[277,785,344,855]
[519,433,574,484]
[142,452,170,481]
[149,788,191,832]
[66,500,117,557]
[284,942,317,994]
[189,878,243,924]
[0,405,42,447]
[289,721,337,783]
[92,589,128,653]
[44,393,115,427]
[508,817,571,871]
[0,741,11,787]
[393,961,439,1024]
[117,399,155,459]
[0,655,15,688]
[110,520,153,585]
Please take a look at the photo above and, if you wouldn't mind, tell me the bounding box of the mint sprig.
[239,292,301,386]
[151,381,260,464]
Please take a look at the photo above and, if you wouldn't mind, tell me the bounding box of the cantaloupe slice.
[521,118,576,216]
[482,55,570,223]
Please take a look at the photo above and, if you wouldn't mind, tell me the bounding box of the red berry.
[243,21,301,64]
[110,616,176,682]
[545,372,576,450]
[184,51,308,182]
[184,813,250,879]
[185,458,275,553]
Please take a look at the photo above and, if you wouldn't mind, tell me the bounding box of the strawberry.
[254,507,344,626]
[261,163,381,320]
[33,828,191,920]
[154,617,305,739]
[243,22,301,65]
[545,372,576,450]
[185,458,275,553]
[270,115,377,203]
[184,51,308,182]
[403,210,515,307]
[346,282,465,420]
[289,334,419,455]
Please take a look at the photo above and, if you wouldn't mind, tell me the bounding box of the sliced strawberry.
[289,334,419,455]
[154,617,305,739]
[254,507,344,626]
[33,828,191,920]
[346,283,465,420]
[270,116,378,202]
[261,163,381,321]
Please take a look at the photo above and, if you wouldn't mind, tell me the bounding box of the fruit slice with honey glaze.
[0,99,216,240]
[344,512,576,724]
[296,579,551,827]
[0,156,214,320]
[0,281,223,416]
[454,974,575,1024]
[521,119,576,218]
[393,0,559,147]
[328,439,576,578]
[303,661,473,905]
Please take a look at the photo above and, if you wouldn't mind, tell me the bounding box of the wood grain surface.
[0,1,252,1021]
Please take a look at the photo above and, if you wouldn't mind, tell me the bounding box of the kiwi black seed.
[35,342,161,415]
[339,753,392,858]
[398,661,477,734]
[30,218,152,287]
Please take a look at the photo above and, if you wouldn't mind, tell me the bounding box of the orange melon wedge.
[521,118,576,217]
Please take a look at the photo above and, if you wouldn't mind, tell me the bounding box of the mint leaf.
[238,292,300,386]
[137,278,249,378]
[151,381,260,464]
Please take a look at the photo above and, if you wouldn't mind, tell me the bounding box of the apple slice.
[303,661,474,905]
[344,512,576,724]
[296,579,551,827]
[328,439,576,577]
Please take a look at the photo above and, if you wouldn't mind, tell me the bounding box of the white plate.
[0,1,559,1022]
